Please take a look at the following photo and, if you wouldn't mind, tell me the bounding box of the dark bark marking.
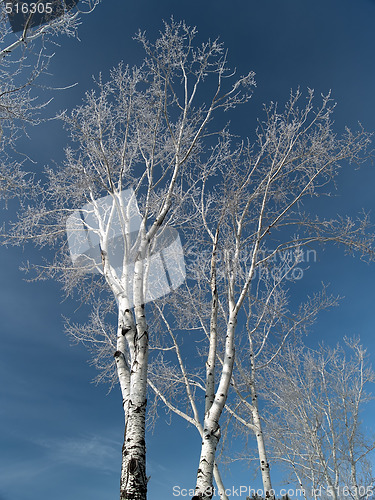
[134,400,147,413]
[129,457,138,474]
[100,249,107,266]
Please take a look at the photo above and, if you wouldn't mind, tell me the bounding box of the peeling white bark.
[194,316,236,499]
[205,235,219,415]
[118,305,149,499]
[115,298,134,420]
[100,219,150,500]
[119,241,149,499]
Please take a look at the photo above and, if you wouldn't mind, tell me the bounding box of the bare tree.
[0,0,99,58]
[259,338,375,500]
[5,20,255,500]
[148,278,339,499]
[0,0,100,200]
[217,286,339,498]
[5,15,375,500]
[146,90,374,499]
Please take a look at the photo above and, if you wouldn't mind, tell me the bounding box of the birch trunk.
[101,220,149,499]
[213,464,228,500]
[250,384,274,498]
[114,301,133,421]
[193,421,221,499]
[120,399,148,499]
[193,316,236,499]
[248,343,273,498]
[120,302,149,500]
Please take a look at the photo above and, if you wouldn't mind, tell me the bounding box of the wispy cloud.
[35,433,121,471]
[0,433,120,490]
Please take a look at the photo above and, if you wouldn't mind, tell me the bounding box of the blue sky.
[1,1,375,499]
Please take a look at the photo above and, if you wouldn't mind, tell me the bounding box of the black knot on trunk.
[129,457,138,474]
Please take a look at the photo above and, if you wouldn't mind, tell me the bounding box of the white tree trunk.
[114,300,133,421]
[193,316,236,499]
[250,384,274,498]
[193,421,221,499]
[213,463,228,500]
[120,302,149,500]
[114,298,148,499]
